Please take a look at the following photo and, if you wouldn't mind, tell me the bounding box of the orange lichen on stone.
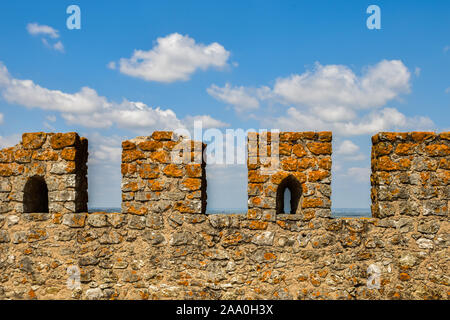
[122,150,145,162]
[121,163,137,176]
[127,205,148,215]
[376,156,399,171]
[148,180,164,191]
[186,164,202,177]
[249,170,269,183]
[302,132,317,140]
[60,147,77,161]
[181,178,201,191]
[223,232,243,246]
[318,157,332,170]
[52,213,62,224]
[395,143,417,155]
[50,132,78,149]
[270,171,290,184]
[302,198,324,208]
[248,220,268,230]
[318,131,332,142]
[174,201,197,213]
[122,140,136,150]
[298,157,317,170]
[248,183,263,195]
[399,273,411,281]
[138,140,162,151]
[308,170,329,182]
[438,132,450,140]
[306,142,332,155]
[22,132,47,149]
[438,170,450,185]
[138,164,160,179]
[280,132,303,141]
[425,144,450,157]
[163,164,184,177]
[0,163,14,176]
[292,145,307,158]
[247,209,261,219]
[31,149,59,161]
[411,132,435,142]
[251,197,262,206]
[279,143,292,155]
[281,158,298,171]
[398,158,411,170]
[150,150,169,163]
[264,252,276,261]
[301,210,315,221]
[373,142,393,157]
[65,161,76,173]
[151,131,173,141]
[376,172,391,185]
[0,148,14,163]
[123,182,139,192]
[14,149,32,163]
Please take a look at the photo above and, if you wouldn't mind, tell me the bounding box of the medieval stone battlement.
[0,131,448,300]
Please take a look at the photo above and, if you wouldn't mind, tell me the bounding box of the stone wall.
[371,132,449,218]
[247,131,332,222]
[121,131,206,221]
[0,131,448,300]
[0,132,88,215]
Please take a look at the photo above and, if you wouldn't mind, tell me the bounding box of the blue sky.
[0,1,448,210]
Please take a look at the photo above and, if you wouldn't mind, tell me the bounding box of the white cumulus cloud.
[273,60,411,111]
[270,107,434,136]
[183,115,229,129]
[0,133,21,149]
[86,133,123,165]
[53,41,64,52]
[345,167,370,183]
[114,33,230,83]
[0,64,110,113]
[27,23,59,38]
[0,61,225,133]
[207,83,259,112]
[209,60,434,136]
[27,22,64,52]
[336,140,359,155]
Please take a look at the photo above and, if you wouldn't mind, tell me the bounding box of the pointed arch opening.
[276,175,302,214]
[23,176,49,213]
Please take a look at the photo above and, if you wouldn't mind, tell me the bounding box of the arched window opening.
[276,175,302,214]
[23,176,49,213]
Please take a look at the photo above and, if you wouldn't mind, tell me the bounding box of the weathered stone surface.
[0,230,10,243]
[170,231,193,246]
[0,130,447,300]
[22,132,47,149]
[143,230,165,245]
[0,131,88,214]
[50,133,78,149]
[62,214,87,228]
[251,231,275,246]
[87,214,108,228]
[372,132,449,219]
[85,288,103,300]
